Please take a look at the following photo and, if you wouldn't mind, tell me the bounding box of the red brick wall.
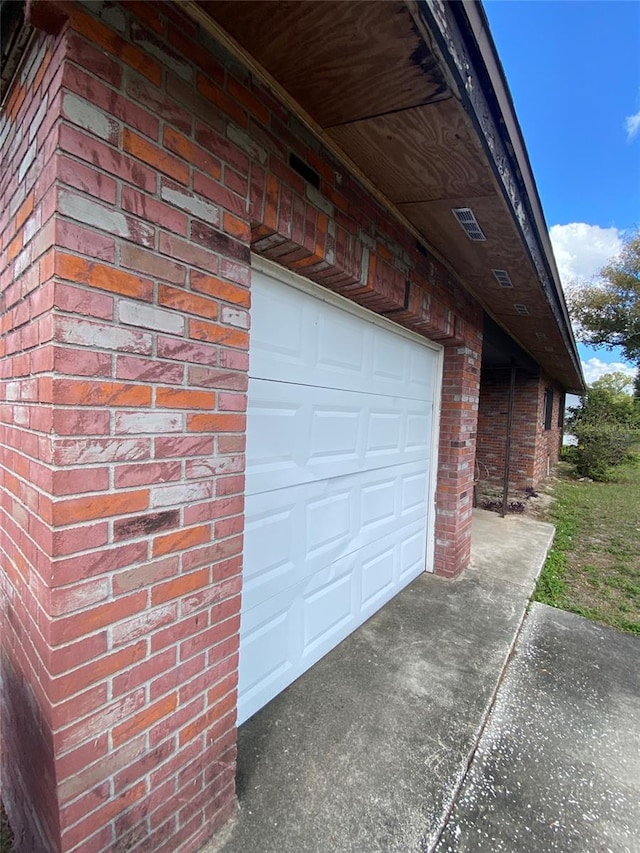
[1,2,483,851]
[532,379,563,484]
[476,369,563,490]
[0,25,71,853]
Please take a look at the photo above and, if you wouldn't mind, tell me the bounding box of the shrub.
[560,445,577,464]
[572,422,636,481]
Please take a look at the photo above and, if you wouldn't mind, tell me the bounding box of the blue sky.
[484,0,640,387]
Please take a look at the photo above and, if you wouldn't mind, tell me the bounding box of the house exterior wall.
[476,369,563,490]
[0,2,485,851]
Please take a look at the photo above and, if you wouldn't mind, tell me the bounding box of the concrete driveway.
[203,510,640,853]
[436,603,640,853]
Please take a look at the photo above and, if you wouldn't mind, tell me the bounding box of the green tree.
[567,372,639,429]
[566,373,639,481]
[568,229,640,377]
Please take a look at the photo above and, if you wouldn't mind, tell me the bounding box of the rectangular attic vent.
[514,303,529,315]
[289,153,320,189]
[492,269,513,288]
[451,207,486,241]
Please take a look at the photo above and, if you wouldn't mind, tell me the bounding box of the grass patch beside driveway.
[535,459,640,635]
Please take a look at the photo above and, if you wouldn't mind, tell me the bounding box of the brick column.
[434,339,482,577]
[1,25,71,853]
[2,3,251,850]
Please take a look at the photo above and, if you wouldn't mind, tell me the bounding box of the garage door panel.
[247,378,433,495]
[242,461,428,614]
[306,489,352,557]
[238,519,426,724]
[361,544,396,608]
[242,502,297,591]
[310,406,361,462]
[302,566,355,651]
[250,271,435,401]
[239,265,440,725]
[399,527,428,583]
[316,311,366,375]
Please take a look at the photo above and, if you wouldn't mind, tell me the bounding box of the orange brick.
[112,693,177,747]
[264,174,279,231]
[123,128,189,185]
[222,212,251,242]
[152,524,211,558]
[53,490,149,526]
[151,567,210,605]
[39,249,56,285]
[53,380,152,408]
[227,77,270,125]
[55,253,153,301]
[121,0,164,34]
[155,387,215,410]
[189,319,248,350]
[15,192,34,232]
[5,82,23,122]
[68,6,162,86]
[6,233,22,262]
[190,272,250,307]
[196,74,248,128]
[315,212,328,258]
[187,413,245,433]
[32,46,53,96]
[162,126,221,179]
[158,285,218,320]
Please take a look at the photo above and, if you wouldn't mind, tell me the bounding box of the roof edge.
[417,0,585,392]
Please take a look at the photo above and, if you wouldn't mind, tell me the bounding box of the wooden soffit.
[195,0,583,391]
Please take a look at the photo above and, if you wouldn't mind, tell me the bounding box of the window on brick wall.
[543,387,554,431]
[557,392,565,428]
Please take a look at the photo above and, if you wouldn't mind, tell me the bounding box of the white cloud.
[581,357,637,387]
[625,110,640,141]
[549,222,623,289]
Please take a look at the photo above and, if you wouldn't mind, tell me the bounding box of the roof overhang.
[185,0,585,392]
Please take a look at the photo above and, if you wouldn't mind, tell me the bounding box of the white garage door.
[238,260,442,724]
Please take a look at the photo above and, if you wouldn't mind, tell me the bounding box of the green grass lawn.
[535,458,640,634]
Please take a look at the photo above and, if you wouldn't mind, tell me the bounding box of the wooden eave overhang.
[188,0,585,393]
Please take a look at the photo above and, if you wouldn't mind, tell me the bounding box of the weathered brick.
[190,271,249,307]
[123,128,189,184]
[58,123,156,192]
[52,378,152,408]
[120,243,186,285]
[56,253,153,301]
[61,91,120,144]
[119,299,185,335]
[53,316,152,355]
[115,410,183,434]
[57,188,155,247]
[115,355,184,384]
[162,126,221,179]
[155,387,215,410]
[188,319,248,350]
[52,488,149,526]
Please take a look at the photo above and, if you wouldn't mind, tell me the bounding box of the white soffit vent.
[452,207,486,241]
[514,303,529,315]
[492,269,513,288]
